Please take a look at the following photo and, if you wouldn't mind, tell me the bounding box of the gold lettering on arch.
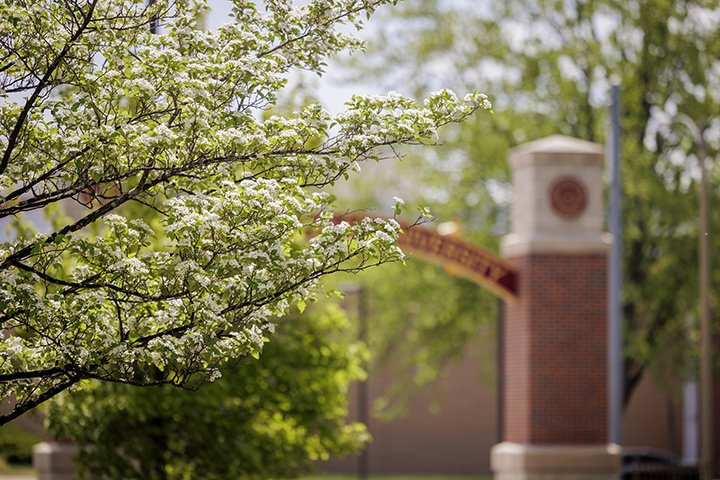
[333,213,518,300]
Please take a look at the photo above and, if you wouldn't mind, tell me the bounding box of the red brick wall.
[504,253,607,444]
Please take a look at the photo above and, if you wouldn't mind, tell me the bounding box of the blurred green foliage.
[46,303,368,480]
[335,0,720,407]
[332,260,497,419]
[0,424,41,465]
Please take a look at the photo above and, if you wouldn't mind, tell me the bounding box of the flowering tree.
[0,0,490,424]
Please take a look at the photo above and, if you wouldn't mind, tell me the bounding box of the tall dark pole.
[497,298,504,443]
[148,0,158,34]
[697,123,713,480]
[357,284,369,480]
[676,114,713,480]
[608,82,623,446]
[344,283,369,480]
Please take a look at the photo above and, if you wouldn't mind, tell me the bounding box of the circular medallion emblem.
[549,176,588,219]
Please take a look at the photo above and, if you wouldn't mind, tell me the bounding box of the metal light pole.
[148,0,158,34]
[356,284,369,480]
[608,82,623,447]
[343,283,369,480]
[676,114,713,480]
[696,123,713,480]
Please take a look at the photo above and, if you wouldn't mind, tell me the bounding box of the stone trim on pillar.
[502,135,611,257]
[492,442,621,480]
[33,441,78,480]
[493,135,620,480]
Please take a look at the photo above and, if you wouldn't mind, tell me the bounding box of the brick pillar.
[491,135,620,480]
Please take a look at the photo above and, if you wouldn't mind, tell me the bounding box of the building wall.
[321,346,683,476]
[321,343,498,475]
[624,375,682,453]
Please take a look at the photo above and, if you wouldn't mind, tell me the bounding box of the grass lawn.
[0,464,489,480]
[0,464,34,479]
[0,469,486,480]
[0,472,484,480]
[0,462,33,476]
[303,476,488,480]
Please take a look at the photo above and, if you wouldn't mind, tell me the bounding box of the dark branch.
[0,1,98,176]
[0,377,79,426]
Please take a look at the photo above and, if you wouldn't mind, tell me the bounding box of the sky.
[205,0,390,114]
[0,1,399,241]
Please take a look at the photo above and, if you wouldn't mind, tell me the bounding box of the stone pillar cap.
[510,134,604,156]
[503,134,607,257]
[509,135,604,168]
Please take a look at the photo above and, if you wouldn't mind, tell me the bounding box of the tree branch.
[0,377,79,426]
[0,0,98,176]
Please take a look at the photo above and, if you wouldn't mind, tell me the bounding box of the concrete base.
[33,441,78,480]
[491,442,621,480]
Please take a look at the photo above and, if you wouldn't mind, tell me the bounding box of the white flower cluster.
[0,0,490,421]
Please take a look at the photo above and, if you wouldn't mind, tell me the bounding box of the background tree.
[336,0,720,407]
[0,0,491,424]
[329,158,502,416]
[345,261,498,418]
[47,302,366,480]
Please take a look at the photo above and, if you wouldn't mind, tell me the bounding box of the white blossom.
[0,0,489,423]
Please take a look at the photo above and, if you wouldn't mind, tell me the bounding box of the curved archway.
[332,212,517,301]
